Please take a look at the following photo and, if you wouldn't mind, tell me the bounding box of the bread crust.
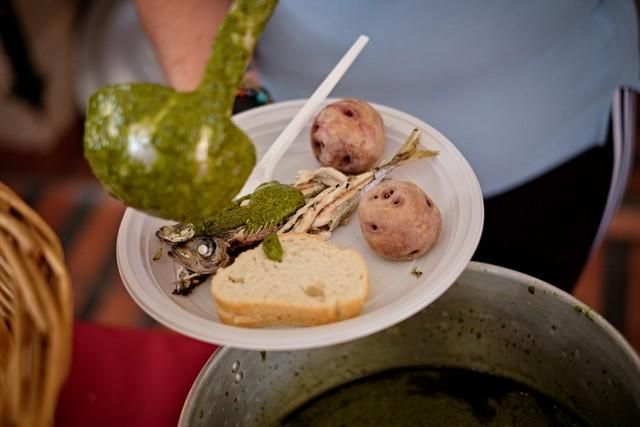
[210,233,369,327]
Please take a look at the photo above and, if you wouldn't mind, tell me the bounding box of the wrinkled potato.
[310,99,384,174]
[358,180,442,261]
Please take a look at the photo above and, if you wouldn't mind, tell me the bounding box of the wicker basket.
[0,182,73,427]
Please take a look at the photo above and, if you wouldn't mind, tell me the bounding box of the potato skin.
[358,181,442,261]
[310,99,384,174]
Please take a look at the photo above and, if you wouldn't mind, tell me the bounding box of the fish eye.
[195,238,216,257]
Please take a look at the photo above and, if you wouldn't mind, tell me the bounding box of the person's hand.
[134,0,232,91]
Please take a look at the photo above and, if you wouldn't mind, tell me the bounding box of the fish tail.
[362,129,438,192]
[381,129,439,171]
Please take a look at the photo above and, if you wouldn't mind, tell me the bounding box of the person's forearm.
[134,0,232,92]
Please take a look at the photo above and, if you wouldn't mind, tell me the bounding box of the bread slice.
[210,233,369,327]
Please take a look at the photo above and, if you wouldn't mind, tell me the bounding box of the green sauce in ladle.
[83,0,278,222]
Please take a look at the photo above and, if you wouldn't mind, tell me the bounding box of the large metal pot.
[179,262,640,426]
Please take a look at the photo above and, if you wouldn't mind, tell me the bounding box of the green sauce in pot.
[280,367,587,427]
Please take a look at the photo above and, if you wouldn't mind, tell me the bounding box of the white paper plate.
[117,99,484,350]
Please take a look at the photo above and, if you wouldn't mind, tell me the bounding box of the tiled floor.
[1,114,640,351]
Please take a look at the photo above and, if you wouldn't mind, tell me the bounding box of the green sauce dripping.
[262,233,283,262]
[83,0,278,222]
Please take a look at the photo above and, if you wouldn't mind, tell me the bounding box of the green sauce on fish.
[195,182,305,235]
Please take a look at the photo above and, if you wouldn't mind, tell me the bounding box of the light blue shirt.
[256,0,640,196]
